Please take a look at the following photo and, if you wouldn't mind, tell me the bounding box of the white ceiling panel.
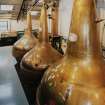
[0,0,23,5]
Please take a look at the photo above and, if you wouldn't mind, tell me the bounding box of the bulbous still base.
[20,42,62,72]
[12,46,28,62]
[12,35,37,62]
[36,56,105,105]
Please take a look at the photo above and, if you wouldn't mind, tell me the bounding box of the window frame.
[0,21,8,32]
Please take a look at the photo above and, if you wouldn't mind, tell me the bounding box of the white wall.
[0,19,11,32]
[0,19,40,32]
[98,8,105,47]
[58,0,74,37]
[11,19,39,31]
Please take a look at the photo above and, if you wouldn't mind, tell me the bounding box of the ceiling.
[0,0,42,20]
[0,0,23,19]
[0,0,101,20]
[17,0,59,20]
[0,0,58,20]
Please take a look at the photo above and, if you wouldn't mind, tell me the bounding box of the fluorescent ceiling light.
[31,11,40,16]
[38,0,43,3]
[0,5,14,11]
[32,0,43,3]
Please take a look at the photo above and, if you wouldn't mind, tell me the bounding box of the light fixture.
[38,0,43,3]
[30,11,40,16]
[0,5,14,11]
[32,0,43,3]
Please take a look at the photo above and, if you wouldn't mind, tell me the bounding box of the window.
[0,5,13,11]
[0,21,8,32]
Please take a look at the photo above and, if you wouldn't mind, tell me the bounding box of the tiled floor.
[0,46,29,105]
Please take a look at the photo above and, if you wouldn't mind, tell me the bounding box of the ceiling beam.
[17,0,25,21]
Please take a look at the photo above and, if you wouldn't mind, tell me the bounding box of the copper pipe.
[27,12,32,32]
[51,6,58,36]
[39,3,49,42]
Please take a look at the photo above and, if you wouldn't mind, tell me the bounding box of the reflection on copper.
[36,0,105,105]
[12,12,37,61]
[20,3,62,73]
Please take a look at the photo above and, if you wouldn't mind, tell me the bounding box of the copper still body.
[12,12,37,61]
[36,0,105,105]
[20,3,62,75]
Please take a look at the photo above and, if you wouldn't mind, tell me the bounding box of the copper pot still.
[20,3,62,76]
[12,12,37,61]
[36,0,105,105]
